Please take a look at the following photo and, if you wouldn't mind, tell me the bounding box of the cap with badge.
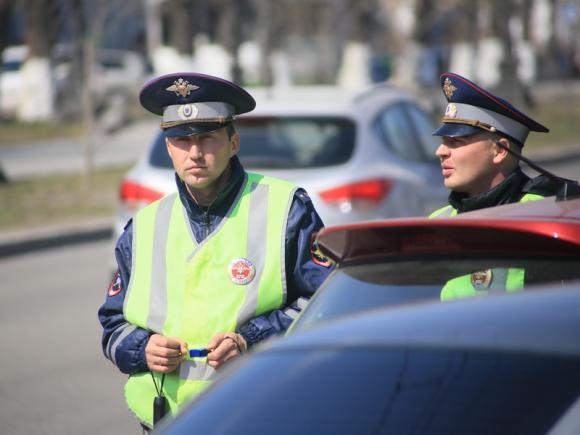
[139,72,256,138]
[432,72,548,146]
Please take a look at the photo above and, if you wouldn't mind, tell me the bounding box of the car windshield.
[148,117,356,169]
[290,258,580,333]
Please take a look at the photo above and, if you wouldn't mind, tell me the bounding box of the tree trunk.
[0,0,13,120]
[0,0,11,57]
[18,0,57,121]
[166,0,194,55]
[215,0,243,83]
[493,0,524,105]
[255,0,272,86]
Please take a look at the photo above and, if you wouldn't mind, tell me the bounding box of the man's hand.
[145,334,187,373]
[206,332,247,370]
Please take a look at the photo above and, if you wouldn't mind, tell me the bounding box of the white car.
[115,84,448,240]
[0,45,27,116]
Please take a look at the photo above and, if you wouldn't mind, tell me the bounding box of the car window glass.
[165,348,580,435]
[149,131,172,169]
[405,104,440,161]
[374,103,423,161]
[291,259,580,333]
[237,117,355,168]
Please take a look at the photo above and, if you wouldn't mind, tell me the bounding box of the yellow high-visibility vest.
[429,192,545,300]
[123,172,296,425]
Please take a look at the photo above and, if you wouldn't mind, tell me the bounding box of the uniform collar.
[175,155,246,217]
[449,167,530,213]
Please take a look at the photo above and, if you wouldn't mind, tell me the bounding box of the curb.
[0,218,114,259]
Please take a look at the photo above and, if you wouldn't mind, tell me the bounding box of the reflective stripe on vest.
[429,205,457,218]
[123,172,297,425]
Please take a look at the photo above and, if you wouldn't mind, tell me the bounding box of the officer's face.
[166,126,240,195]
[436,133,503,195]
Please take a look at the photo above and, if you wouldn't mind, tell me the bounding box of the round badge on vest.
[229,258,256,285]
[470,269,493,290]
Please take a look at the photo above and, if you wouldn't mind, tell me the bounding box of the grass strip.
[0,165,130,231]
[0,120,84,143]
[524,100,580,148]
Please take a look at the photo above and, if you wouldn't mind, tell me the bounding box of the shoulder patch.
[310,233,333,268]
[107,271,123,297]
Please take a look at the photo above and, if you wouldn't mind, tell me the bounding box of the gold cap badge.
[443,77,457,98]
[445,103,458,118]
[166,78,199,97]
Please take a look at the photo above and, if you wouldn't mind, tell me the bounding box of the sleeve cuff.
[238,322,263,348]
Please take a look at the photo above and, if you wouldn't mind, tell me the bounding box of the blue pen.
[189,348,209,358]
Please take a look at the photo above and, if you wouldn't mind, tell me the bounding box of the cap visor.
[432,123,483,137]
[164,122,227,138]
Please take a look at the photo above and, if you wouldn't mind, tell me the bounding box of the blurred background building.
[0,0,579,124]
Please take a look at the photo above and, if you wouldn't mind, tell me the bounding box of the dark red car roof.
[317,196,580,264]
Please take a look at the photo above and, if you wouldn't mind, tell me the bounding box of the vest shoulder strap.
[429,205,456,218]
[246,171,297,191]
[519,192,545,203]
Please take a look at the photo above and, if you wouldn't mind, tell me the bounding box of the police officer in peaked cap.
[429,72,567,302]
[430,72,561,218]
[98,72,333,429]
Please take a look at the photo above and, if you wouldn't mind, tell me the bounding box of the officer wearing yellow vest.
[429,72,560,300]
[98,72,333,429]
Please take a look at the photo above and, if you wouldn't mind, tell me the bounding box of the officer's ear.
[165,136,174,158]
[229,132,240,157]
[492,137,511,164]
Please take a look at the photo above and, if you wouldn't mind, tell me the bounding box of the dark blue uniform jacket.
[98,156,332,374]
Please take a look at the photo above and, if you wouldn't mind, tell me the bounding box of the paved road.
[0,239,140,435]
[0,119,157,180]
